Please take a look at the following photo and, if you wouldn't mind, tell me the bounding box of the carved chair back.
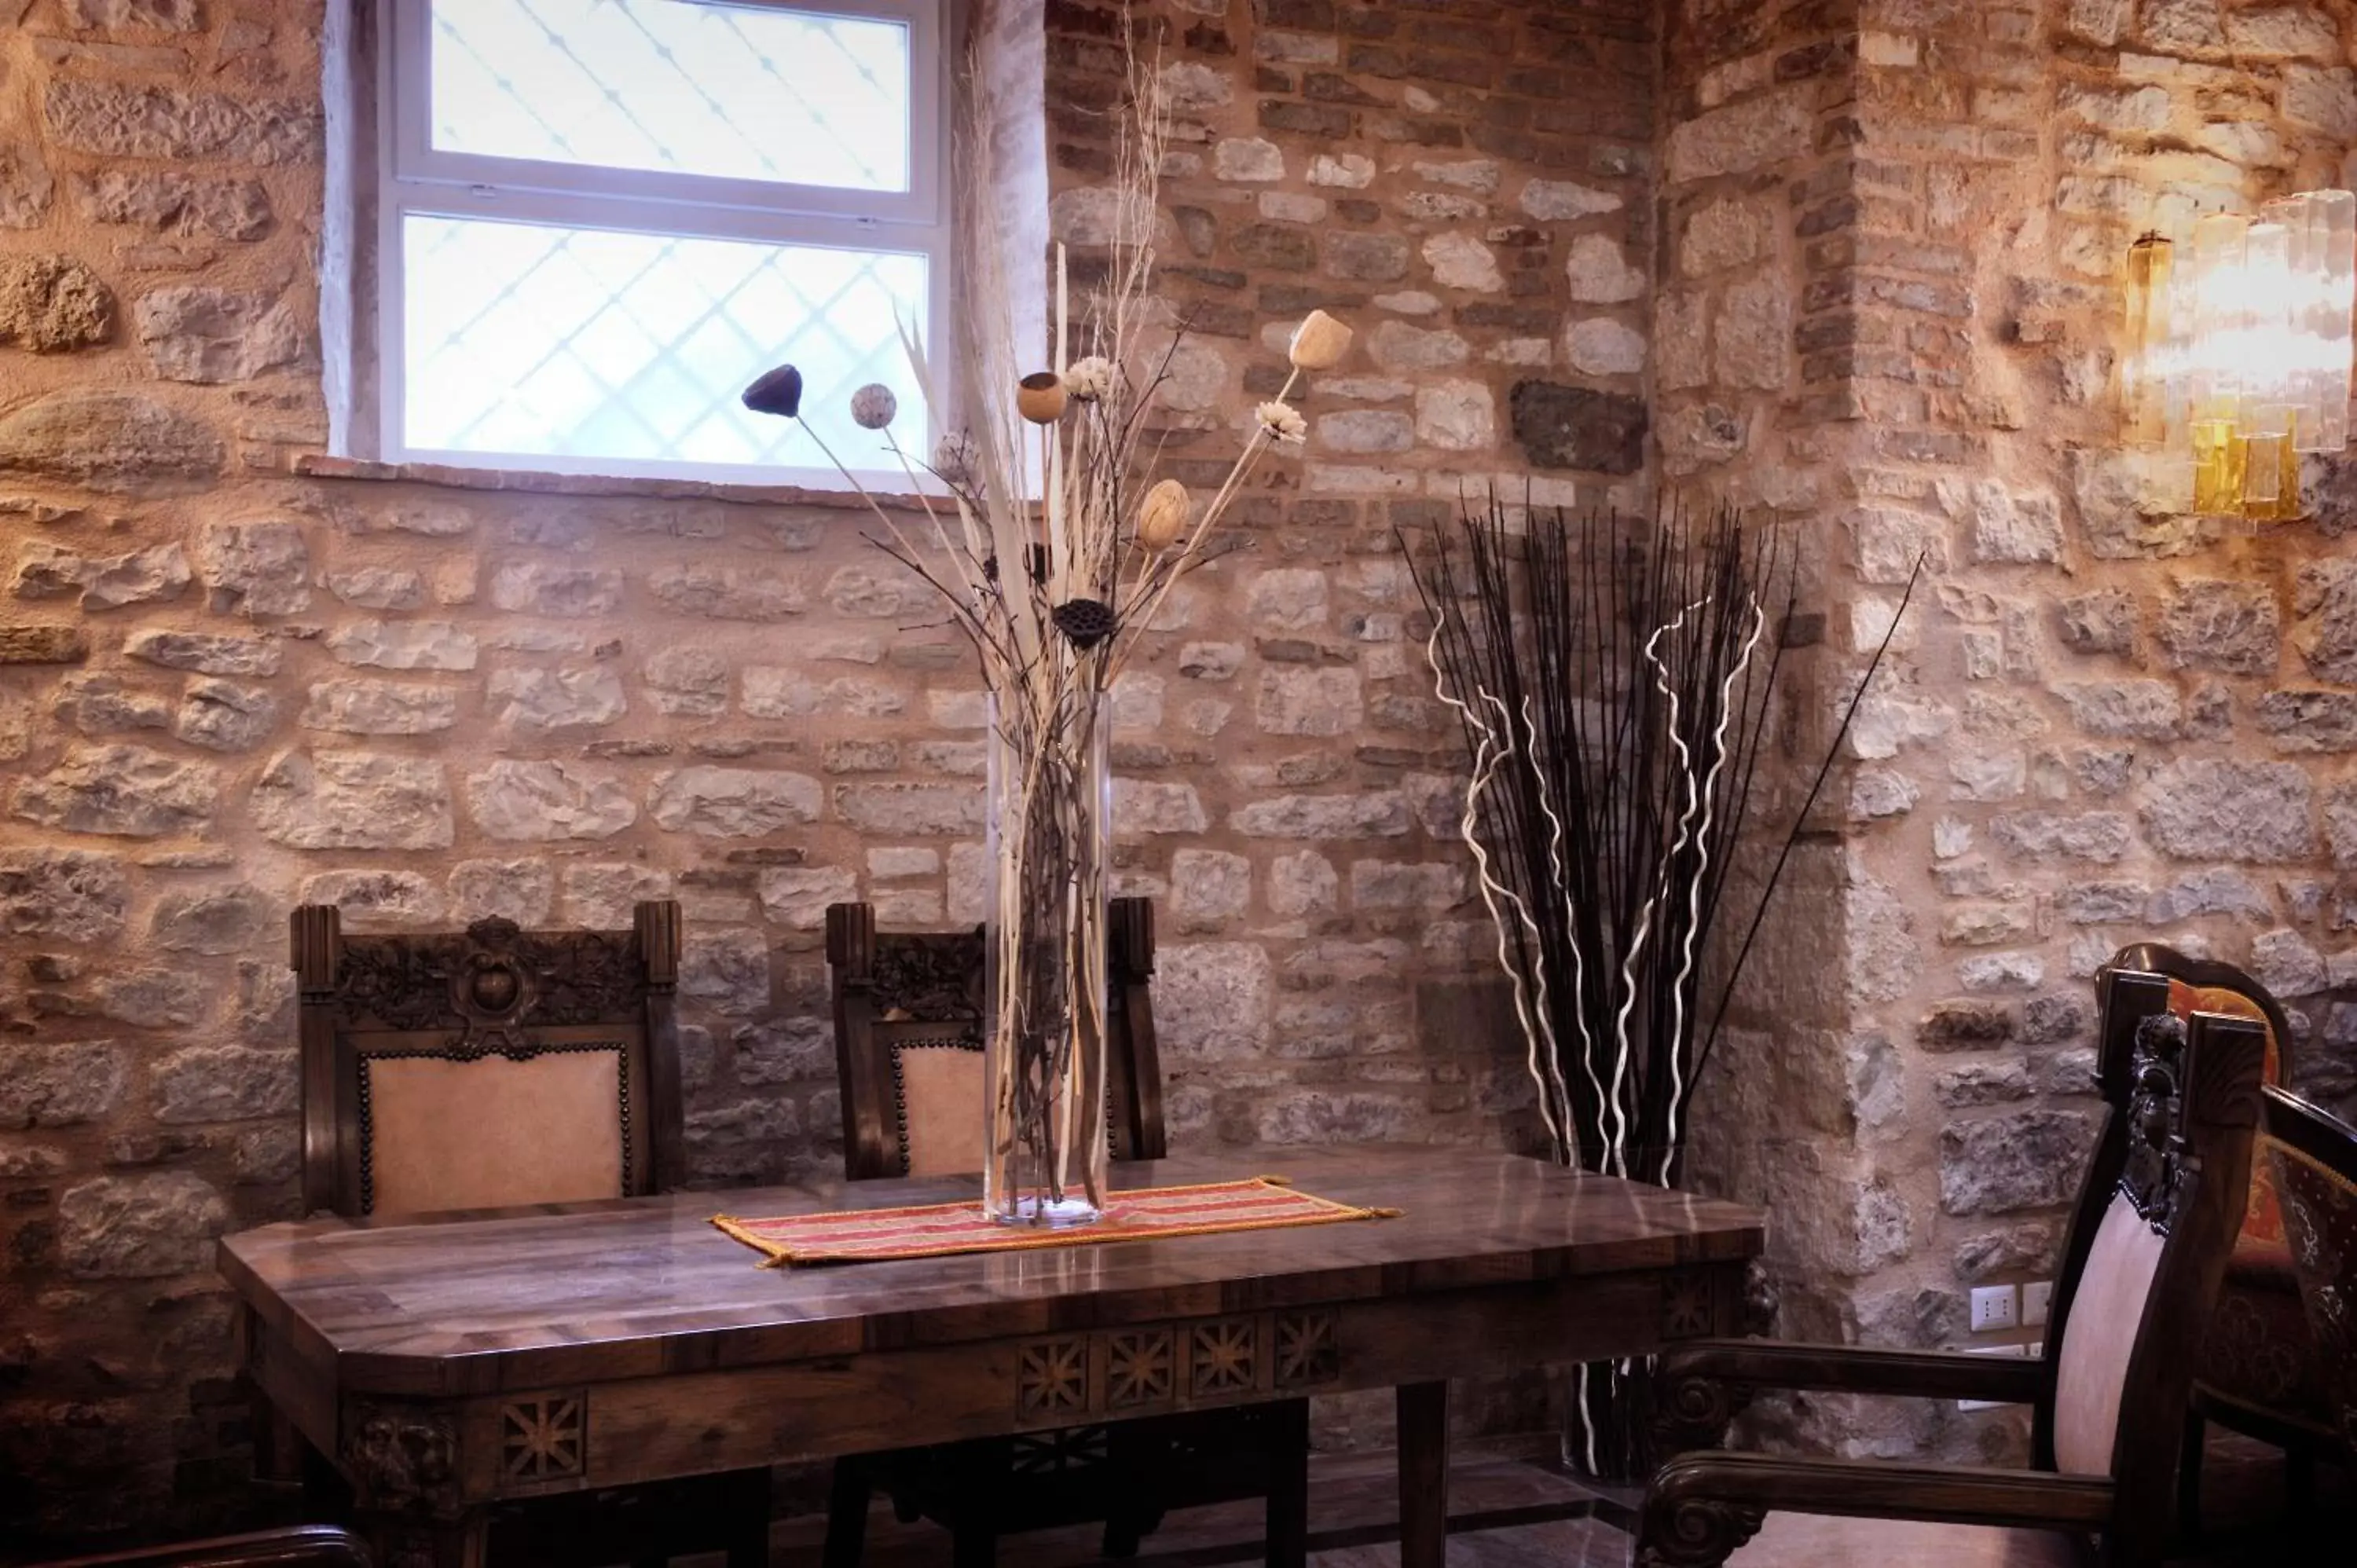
[824,898,1165,1181]
[2103,943,2325,1466]
[2033,969,2267,1555]
[290,902,686,1217]
[2259,1083,2357,1462]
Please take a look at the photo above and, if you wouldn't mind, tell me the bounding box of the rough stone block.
[151,1046,296,1125]
[679,928,771,1017]
[489,666,627,731]
[1566,316,1646,376]
[2157,578,2278,673]
[126,628,277,676]
[150,884,273,954]
[324,619,478,671]
[175,678,277,752]
[252,750,452,850]
[1664,87,1812,181]
[71,170,271,240]
[1939,1110,2095,1214]
[45,81,321,163]
[830,781,979,836]
[301,680,456,735]
[649,563,807,620]
[0,1041,126,1128]
[134,287,302,383]
[192,520,309,614]
[2142,759,2314,863]
[0,625,90,664]
[1255,665,1363,736]
[13,744,217,837]
[447,859,555,925]
[0,390,222,492]
[1508,381,1646,474]
[1413,381,1494,450]
[489,562,624,617]
[57,1171,226,1277]
[2055,680,2181,739]
[757,866,860,929]
[0,255,112,351]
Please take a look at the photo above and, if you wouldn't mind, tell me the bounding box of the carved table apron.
[221,1146,1765,1568]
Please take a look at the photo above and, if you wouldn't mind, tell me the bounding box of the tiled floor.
[774,1429,2352,1567]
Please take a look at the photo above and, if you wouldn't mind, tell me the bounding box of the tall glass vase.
[982,690,1113,1226]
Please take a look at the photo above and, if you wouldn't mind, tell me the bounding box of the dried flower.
[850,383,898,430]
[1288,310,1353,371]
[1138,478,1191,551]
[741,363,804,418]
[1051,597,1118,650]
[934,430,979,485]
[1063,356,1116,401]
[1256,400,1307,444]
[1017,371,1069,424]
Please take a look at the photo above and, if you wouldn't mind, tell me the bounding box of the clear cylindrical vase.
[983,690,1113,1226]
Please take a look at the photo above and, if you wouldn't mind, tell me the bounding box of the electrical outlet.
[1958,1343,2028,1412]
[1969,1284,2018,1333]
[2022,1280,2053,1328]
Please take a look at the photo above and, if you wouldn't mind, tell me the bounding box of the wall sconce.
[2124,189,2355,522]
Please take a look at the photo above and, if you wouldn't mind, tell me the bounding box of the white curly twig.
[1425,617,1571,1162]
[1657,597,1766,1185]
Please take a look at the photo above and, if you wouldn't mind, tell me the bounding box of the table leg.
[363,1510,490,1568]
[1397,1380,1449,1568]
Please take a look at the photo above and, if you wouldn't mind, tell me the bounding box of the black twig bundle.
[1408,496,1917,1482]
[1409,498,1916,1187]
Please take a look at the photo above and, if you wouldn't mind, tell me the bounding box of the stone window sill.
[291,454,927,511]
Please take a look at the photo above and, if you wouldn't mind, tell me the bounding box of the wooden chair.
[35,1526,369,1568]
[2258,1083,2357,1468]
[284,903,767,1568]
[2100,944,2331,1533]
[1631,965,2268,1566]
[819,898,1310,1568]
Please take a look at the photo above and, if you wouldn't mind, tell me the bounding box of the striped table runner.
[713,1176,1399,1267]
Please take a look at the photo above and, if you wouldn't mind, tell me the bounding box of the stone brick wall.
[0,0,1663,1542]
[1666,0,2357,1462]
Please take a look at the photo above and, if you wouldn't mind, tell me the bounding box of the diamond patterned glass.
[431,0,911,194]
[401,214,929,471]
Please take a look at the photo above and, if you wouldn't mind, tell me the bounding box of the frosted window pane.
[402,214,929,471]
[431,0,911,194]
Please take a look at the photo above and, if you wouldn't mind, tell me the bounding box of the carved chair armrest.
[1637,1451,2113,1567]
[1651,1339,2046,1454]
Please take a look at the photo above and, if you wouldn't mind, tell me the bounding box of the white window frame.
[376,0,951,488]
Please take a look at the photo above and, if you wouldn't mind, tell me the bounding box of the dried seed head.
[1256,400,1307,444]
[1288,310,1353,370]
[1017,371,1069,424]
[850,383,898,430]
[1063,357,1116,401]
[741,363,804,418]
[1051,597,1118,650]
[1138,478,1191,551]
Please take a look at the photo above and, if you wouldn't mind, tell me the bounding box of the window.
[377,0,946,485]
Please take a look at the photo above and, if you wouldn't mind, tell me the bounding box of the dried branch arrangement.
[1409,498,1917,1472]
[744,37,1351,1221]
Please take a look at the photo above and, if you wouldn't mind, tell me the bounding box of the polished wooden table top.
[218,1145,1764,1397]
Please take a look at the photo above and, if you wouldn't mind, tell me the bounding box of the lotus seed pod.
[1288,310,1354,370]
[850,383,898,430]
[1017,371,1069,424]
[1138,478,1191,550]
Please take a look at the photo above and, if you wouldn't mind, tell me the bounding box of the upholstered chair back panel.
[896,1043,988,1178]
[365,1049,626,1215]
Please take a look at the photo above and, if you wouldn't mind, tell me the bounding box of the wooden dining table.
[219,1144,1765,1568]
